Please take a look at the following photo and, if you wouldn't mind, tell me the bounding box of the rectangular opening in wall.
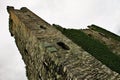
[57,42,70,50]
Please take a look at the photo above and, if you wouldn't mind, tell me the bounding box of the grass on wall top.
[88,24,120,42]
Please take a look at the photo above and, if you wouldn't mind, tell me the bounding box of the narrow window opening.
[43,62,49,71]
[38,73,42,80]
[27,14,31,17]
[40,25,46,30]
[24,49,28,55]
[88,34,92,37]
[57,42,70,50]
[98,32,109,38]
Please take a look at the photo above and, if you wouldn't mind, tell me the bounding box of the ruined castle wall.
[7,6,120,80]
[82,29,120,56]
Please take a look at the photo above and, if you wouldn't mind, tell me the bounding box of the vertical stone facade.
[7,6,120,80]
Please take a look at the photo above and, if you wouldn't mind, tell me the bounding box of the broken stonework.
[7,6,120,80]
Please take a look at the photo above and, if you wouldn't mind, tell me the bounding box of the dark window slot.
[88,34,92,37]
[38,73,42,80]
[57,42,70,50]
[27,15,31,18]
[40,25,46,30]
[24,49,28,55]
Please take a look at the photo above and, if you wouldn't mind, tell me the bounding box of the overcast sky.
[0,0,120,80]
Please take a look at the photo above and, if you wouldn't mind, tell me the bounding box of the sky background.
[0,0,120,80]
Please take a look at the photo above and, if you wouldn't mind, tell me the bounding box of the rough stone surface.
[7,6,120,80]
[82,29,120,56]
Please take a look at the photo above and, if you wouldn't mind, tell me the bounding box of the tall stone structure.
[7,6,120,80]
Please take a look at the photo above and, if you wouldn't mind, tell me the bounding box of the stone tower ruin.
[7,6,120,80]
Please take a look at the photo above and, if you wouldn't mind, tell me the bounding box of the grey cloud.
[0,42,27,80]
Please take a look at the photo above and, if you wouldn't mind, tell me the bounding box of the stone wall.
[82,28,120,56]
[7,6,120,80]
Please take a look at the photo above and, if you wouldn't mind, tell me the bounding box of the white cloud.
[0,40,27,80]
